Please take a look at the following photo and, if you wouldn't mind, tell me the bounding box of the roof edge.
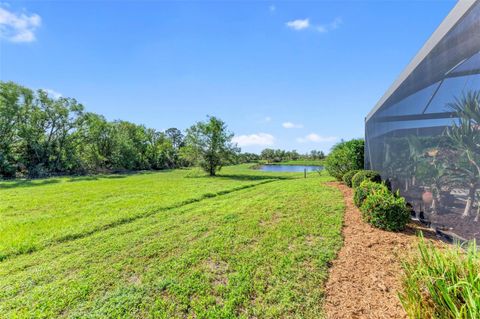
[365,0,478,122]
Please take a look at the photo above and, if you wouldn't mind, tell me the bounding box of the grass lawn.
[0,166,287,261]
[0,165,344,318]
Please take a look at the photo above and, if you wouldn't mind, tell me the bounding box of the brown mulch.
[324,182,439,319]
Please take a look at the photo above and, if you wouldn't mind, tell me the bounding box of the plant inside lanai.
[446,90,480,220]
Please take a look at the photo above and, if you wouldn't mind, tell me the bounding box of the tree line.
[258,148,325,163]
[0,82,200,178]
[1,81,327,178]
[234,149,325,164]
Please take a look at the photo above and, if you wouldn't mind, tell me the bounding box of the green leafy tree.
[324,139,364,180]
[164,127,184,167]
[260,149,275,163]
[18,89,84,176]
[183,116,239,176]
[0,82,33,177]
[446,91,480,219]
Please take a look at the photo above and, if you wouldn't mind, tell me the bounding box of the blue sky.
[0,1,455,153]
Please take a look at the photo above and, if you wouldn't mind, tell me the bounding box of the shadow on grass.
[0,179,61,190]
[0,177,278,262]
[66,170,173,183]
[0,170,170,189]
[186,173,292,181]
[67,175,127,182]
[215,174,291,181]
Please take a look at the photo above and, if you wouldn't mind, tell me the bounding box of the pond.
[258,165,323,173]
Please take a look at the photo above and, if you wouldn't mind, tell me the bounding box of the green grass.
[269,160,325,166]
[0,165,344,318]
[399,235,480,319]
[0,165,290,261]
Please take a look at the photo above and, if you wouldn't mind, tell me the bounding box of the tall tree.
[0,82,33,177]
[165,128,184,149]
[183,116,239,176]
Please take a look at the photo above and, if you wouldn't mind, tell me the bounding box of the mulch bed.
[324,182,439,319]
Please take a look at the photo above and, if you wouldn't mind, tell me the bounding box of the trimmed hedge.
[351,170,381,188]
[360,188,410,231]
[354,180,388,207]
[342,170,359,188]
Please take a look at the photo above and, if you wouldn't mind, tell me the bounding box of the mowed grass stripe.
[1,179,276,262]
[0,175,343,318]
[0,166,290,261]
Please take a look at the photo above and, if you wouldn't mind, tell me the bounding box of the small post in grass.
[304,168,307,179]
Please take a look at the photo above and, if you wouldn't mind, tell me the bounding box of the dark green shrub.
[324,139,364,180]
[342,170,359,187]
[351,170,381,188]
[360,188,410,231]
[354,180,388,207]
[400,236,480,319]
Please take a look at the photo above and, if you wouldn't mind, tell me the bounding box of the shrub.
[342,170,359,187]
[351,170,381,188]
[360,188,410,231]
[324,139,364,180]
[400,236,480,319]
[354,180,388,207]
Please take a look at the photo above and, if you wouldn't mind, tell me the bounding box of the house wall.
[365,1,480,241]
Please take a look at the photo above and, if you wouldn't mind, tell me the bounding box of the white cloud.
[282,122,303,129]
[286,18,309,30]
[0,6,41,43]
[43,88,62,99]
[269,5,276,12]
[297,133,337,143]
[264,116,272,122]
[286,17,342,33]
[316,17,343,33]
[233,133,275,147]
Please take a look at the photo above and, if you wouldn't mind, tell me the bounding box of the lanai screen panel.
[365,1,480,241]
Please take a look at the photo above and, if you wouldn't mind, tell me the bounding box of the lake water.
[258,165,323,173]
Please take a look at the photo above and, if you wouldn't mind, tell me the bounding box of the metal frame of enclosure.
[365,0,480,241]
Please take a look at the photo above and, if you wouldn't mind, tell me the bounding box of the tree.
[165,128,184,150]
[17,89,84,177]
[237,152,260,164]
[164,127,184,167]
[446,91,480,219]
[0,82,33,177]
[183,116,239,176]
[260,148,275,163]
[324,139,365,180]
[310,150,325,160]
[79,113,115,170]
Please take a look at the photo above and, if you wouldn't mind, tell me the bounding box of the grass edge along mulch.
[0,175,344,318]
[323,182,440,319]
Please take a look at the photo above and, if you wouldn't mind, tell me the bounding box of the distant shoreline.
[265,160,324,167]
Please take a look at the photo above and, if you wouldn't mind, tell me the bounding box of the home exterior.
[365,0,480,241]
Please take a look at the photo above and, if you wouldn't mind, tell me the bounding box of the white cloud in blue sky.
[297,133,337,144]
[233,133,275,147]
[286,18,310,30]
[287,17,342,33]
[0,5,41,42]
[282,122,303,129]
[2,1,456,153]
[317,17,343,33]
